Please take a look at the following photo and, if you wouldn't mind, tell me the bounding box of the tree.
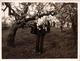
[54,3,77,33]
[2,2,77,47]
[2,2,56,47]
[2,2,31,47]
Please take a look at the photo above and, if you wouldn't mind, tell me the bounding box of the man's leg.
[36,35,40,52]
[40,36,44,53]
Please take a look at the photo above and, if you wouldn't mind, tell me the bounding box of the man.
[36,25,46,53]
[30,21,50,53]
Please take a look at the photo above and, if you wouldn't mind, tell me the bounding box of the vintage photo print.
[0,0,79,61]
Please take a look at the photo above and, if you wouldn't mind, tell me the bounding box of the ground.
[2,27,77,59]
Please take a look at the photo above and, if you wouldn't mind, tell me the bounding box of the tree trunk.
[6,23,19,47]
[60,21,64,32]
[70,13,77,45]
[71,13,77,36]
[71,19,77,41]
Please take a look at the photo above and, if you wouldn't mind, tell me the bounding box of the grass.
[2,27,77,58]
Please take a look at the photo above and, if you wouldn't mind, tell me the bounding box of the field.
[2,27,77,58]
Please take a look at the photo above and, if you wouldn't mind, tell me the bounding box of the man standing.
[30,19,50,53]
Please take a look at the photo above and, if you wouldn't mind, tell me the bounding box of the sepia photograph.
[1,2,78,59]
